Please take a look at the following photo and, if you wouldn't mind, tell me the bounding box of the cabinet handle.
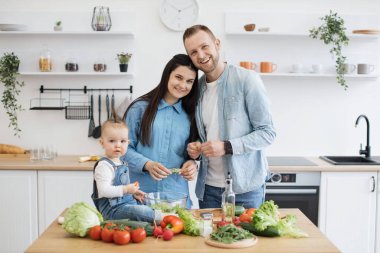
[371,176,376,192]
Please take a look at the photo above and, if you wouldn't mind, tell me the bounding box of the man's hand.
[144,161,171,181]
[180,160,198,181]
[187,141,202,159]
[200,140,225,157]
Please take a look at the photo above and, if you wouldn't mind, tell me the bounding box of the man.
[183,25,276,209]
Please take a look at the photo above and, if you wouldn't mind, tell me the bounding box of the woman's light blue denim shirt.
[122,99,191,207]
[195,64,276,200]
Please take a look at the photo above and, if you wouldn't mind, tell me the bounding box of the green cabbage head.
[62,202,103,237]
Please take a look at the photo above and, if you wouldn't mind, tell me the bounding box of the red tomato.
[130,228,146,243]
[113,230,130,245]
[216,221,231,228]
[101,225,115,243]
[88,225,102,240]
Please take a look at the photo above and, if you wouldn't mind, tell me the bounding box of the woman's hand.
[187,141,202,159]
[180,160,198,181]
[144,161,171,180]
[133,190,145,203]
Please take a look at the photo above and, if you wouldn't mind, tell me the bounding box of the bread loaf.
[0,144,25,154]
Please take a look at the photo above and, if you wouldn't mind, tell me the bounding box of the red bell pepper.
[161,215,184,234]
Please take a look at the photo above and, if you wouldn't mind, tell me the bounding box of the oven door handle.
[266,189,317,194]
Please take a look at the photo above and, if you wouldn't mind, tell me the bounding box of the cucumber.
[235,205,245,216]
[240,222,280,237]
[103,219,154,236]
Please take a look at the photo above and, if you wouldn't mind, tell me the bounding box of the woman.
[122,54,199,208]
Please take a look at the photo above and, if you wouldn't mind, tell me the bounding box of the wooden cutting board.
[205,236,258,249]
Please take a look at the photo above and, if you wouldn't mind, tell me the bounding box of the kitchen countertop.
[1,155,380,172]
[25,208,340,253]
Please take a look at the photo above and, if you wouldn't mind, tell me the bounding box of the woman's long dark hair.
[124,54,199,146]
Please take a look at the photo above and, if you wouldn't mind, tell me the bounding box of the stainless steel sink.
[320,156,380,165]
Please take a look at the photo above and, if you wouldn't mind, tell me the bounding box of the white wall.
[1,0,380,158]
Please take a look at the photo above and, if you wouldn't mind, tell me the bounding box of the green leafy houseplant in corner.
[309,10,349,89]
[0,52,25,137]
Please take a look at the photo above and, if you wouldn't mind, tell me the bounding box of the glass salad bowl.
[144,191,188,211]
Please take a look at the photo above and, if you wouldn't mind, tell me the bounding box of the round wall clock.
[159,0,199,31]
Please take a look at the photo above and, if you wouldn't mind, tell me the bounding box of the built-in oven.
[265,172,321,226]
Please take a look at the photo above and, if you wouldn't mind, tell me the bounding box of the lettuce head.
[62,202,103,237]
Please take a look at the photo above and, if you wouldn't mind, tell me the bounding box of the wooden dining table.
[25,208,340,253]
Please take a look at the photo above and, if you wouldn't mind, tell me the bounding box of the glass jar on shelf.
[39,45,52,72]
[65,57,79,72]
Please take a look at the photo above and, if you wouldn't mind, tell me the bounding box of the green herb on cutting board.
[210,224,253,244]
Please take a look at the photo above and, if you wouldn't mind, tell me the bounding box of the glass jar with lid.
[39,45,52,72]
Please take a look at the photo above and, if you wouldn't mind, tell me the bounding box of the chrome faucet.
[355,114,371,158]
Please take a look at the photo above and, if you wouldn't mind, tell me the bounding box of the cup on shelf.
[311,64,323,74]
[240,61,256,70]
[341,63,356,74]
[357,63,375,74]
[291,64,304,73]
[260,62,277,73]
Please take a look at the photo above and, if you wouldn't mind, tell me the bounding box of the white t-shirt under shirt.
[201,81,225,187]
[94,159,124,198]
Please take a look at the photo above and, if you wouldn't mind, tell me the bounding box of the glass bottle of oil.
[222,172,235,222]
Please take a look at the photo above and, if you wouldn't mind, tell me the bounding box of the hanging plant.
[0,52,25,137]
[309,10,349,89]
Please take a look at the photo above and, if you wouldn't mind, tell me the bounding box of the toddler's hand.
[123,183,139,194]
[133,190,145,203]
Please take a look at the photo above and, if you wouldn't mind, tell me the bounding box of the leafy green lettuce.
[62,202,103,237]
[251,200,308,238]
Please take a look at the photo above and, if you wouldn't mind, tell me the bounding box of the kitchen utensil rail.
[39,85,133,94]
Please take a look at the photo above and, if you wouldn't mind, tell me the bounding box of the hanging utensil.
[106,93,110,119]
[88,94,95,137]
[110,93,115,119]
[92,94,102,139]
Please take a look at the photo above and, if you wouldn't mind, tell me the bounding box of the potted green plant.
[309,10,349,89]
[0,52,25,137]
[117,52,132,72]
[54,21,62,31]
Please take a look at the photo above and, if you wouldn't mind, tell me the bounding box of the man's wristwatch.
[224,140,233,155]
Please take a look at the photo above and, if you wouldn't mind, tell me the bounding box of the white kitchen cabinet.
[377,173,380,253]
[37,171,94,234]
[319,172,377,253]
[0,170,38,253]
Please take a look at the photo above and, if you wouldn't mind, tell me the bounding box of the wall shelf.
[225,31,380,40]
[0,31,134,37]
[258,73,379,79]
[20,72,134,77]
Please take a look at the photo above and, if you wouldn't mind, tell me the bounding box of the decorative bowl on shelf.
[144,191,187,210]
[244,23,256,32]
